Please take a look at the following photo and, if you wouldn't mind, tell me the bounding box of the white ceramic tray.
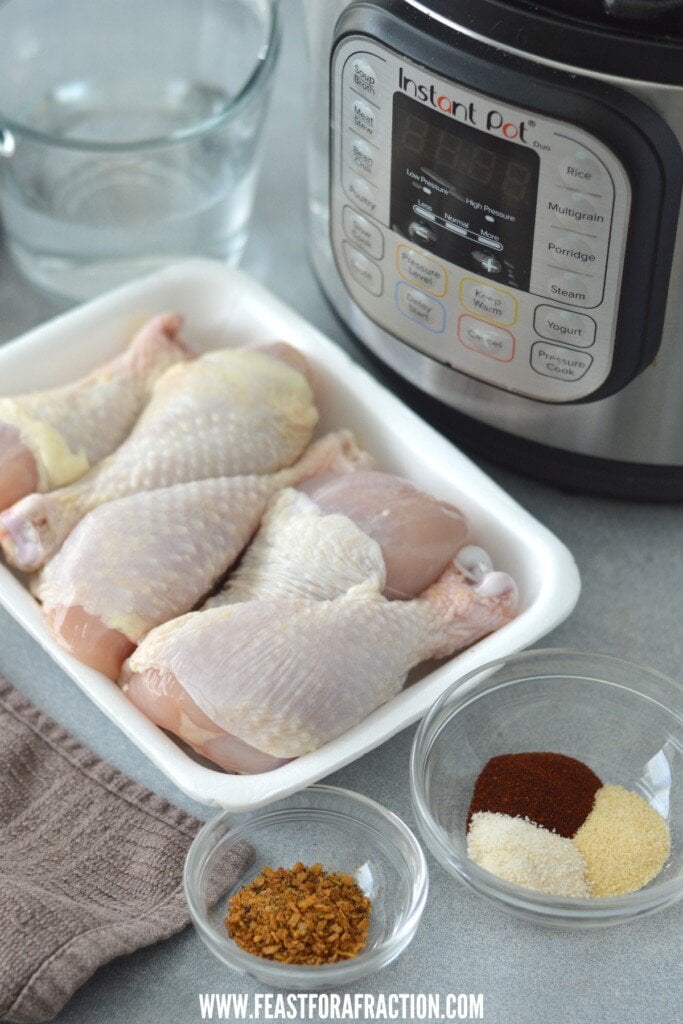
[0,259,580,808]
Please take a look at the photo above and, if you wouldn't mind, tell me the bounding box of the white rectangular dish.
[0,259,580,808]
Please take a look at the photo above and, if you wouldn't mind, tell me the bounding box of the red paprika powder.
[467,752,602,838]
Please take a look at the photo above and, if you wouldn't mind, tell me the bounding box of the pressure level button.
[558,151,604,194]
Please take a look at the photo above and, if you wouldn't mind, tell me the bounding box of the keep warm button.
[531,341,593,382]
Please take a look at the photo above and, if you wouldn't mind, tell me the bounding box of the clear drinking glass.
[0,0,280,299]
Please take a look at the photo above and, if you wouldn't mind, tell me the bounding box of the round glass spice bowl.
[410,649,683,928]
[184,786,428,987]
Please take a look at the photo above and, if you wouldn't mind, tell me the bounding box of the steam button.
[545,271,599,308]
[558,151,604,194]
[342,241,383,296]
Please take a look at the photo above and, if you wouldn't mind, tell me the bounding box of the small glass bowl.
[184,785,428,987]
[410,649,683,928]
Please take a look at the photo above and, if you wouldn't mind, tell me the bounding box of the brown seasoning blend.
[226,862,371,965]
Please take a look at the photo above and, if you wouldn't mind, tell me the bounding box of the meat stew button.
[351,98,377,138]
[530,341,593,381]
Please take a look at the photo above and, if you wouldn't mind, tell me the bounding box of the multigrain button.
[547,233,597,272]
[558,151,604,194]
[459,278,517,325]
[344,171,378,216]
[547,193,605,231]
[348,135,377,178]
[342,241,383,296]
[350,97,377,138]
[342,206,384,259]
[350,59,378,98]
[396,282,445,332]
[397,245,447,296]
[458,316,515,362]
[545,271,599,308]
[530,341,593,381]
[534,305,596,348]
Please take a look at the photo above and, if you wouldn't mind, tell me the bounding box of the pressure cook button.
[558,151,604,194]
[344,172,378,216]
[458,316,515,362]
[342,206,384,259]
[534,305,596,348]
[530,341,593,381]
[459,277,517,326]
[397,245,447,296]
[350,59,379,99]
[546,271,599,308]
[342,241,383,296]
[547,233,597,272]
[396,282,445,332]
[350,97,377,138]
[349,136,377,178]
[548,193,605,231]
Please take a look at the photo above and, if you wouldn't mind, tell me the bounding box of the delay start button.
[530,341,593,381]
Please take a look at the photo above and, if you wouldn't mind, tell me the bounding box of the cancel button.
[530,341,593,382]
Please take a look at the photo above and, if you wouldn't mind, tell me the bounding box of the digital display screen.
[390,92,540,289]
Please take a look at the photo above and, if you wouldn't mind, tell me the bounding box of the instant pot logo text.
[398,67,528,142]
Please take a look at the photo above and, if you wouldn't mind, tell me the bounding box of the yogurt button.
[534,305,596,347]
[558,151,604,193]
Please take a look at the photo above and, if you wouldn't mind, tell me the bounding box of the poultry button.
[343,170,378,216]
[342,241,383,296]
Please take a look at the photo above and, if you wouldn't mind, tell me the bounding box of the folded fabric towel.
[0,678,247,1023]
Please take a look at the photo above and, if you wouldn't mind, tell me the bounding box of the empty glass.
[0,0,280,299]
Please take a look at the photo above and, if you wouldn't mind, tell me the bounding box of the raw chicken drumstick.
[122,564,518,773]
[1,344,317,571]
[35,431,372,679]
[209,471,469,608]
[0,313,191,511]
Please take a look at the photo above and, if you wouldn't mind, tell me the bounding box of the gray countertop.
[1,3,681,1022]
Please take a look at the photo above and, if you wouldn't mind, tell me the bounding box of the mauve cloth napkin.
[0,678,246,1023]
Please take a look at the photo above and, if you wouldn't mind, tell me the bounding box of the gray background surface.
[1,3,681,1022]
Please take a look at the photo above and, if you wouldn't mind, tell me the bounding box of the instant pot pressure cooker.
[304,0,683,499]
